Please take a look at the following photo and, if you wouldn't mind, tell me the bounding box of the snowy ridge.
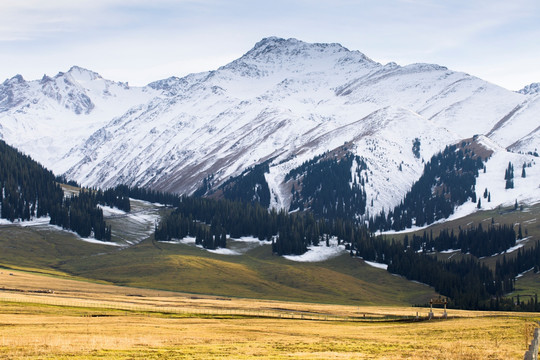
[0,67,158,168]
[518,83,540,95]
[1,37,539,225]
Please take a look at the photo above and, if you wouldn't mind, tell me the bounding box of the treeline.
[489,294,540,312]
[0,140,64,221]
[388,251,495,308]
[154,195,372,254]
[55,174,79,187]
[219,161,271,207]
[369,143,485,232]
[95,185,131,212]
[49,189,111,241]
[155,197,278,250]
[0,140,113,240]
[495,245,540,290]
[100,184,181,207]
[153,195,500,309]
[194,161,272,207]
[486,244,540,311]
[404,223,516,258]
[288,152,368,220]
[155,210,227,250]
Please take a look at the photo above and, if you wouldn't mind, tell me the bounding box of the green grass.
[2,201,540,307]
[0,224,111,273]
[57,238,437,306]
[511,270,540,298]
[0,212,437,306]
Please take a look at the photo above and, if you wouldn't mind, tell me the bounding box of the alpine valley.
[1,37,540,310]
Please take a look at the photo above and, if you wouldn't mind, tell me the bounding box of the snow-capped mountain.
[518,82,540,95]
[0,37,538,219]
[0,66,158,168]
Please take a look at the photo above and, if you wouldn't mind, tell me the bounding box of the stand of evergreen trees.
[155,197,278,250]
[193,161,271,208]
[155,195,373,255]
[0,140,64,221]
[505,161,514,189]
[388,251,494,308]
[220,162,271,207]
[95,185,131,212]
[96,184,182,208]
[0,140,113,241]
[485,244,540,311]
[154,194,514,309]
[288,152,368,220]
[49,189,111,241]
[370,143,485,232]
[404,224,516,258]
[495,245,540,289]
[155,210,227,250]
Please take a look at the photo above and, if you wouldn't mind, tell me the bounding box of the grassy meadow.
[0,269,538,359]
[0,203,438,306]
[1,201,540,358]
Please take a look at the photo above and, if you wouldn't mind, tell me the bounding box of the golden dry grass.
[0,269,538,359]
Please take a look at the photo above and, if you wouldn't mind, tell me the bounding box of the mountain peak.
[221,37,377,77]
[65,66,102,82]
[251,37,300,50]
[3,74,25,86]
[518,82,540,95]
[244,36,366,60]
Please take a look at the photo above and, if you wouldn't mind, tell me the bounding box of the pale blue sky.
[1,0,539,90]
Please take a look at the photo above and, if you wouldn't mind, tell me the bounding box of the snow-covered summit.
[221,37,378,78]
[242,37,374,63]
[66,66,103,83]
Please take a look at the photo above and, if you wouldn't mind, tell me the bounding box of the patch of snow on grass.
[22,218,124,246]
[77,236,123,246]
[98,205,127,216]
[17,217,52,227]
[158,237,195,245]
[516,268,534,279]
[505,237,530,254]
[381,223,433,235]
[159,236,267,256]
[283,238,346,262]
[364,260,388,270]
[440,249,460,254]
[207,248,241,255]
[232,236,265,243]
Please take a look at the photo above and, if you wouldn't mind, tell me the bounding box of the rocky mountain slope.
[0,37,538,221]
